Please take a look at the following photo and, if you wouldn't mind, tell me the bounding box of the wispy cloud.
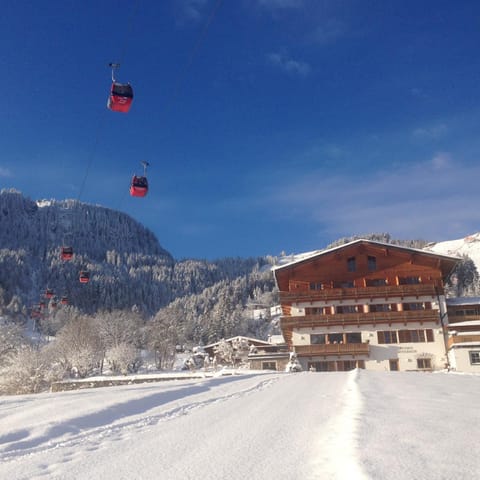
[267,52,311,76]
[0,166,12,178]
[175,0,208,23]
[413,123,448,139]
[308,19,347,45]
[410,87,428,98]
[256,153,480,242]
[256,0,303,10]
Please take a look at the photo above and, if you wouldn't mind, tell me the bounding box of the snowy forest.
[1,189,479,395]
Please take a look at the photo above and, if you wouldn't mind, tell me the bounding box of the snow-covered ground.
[1,370,479,480]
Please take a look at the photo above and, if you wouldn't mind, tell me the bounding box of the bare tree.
[95,310,144,350]
[147,310,180,370]
[0,320,27,366]
[51,316,103,378]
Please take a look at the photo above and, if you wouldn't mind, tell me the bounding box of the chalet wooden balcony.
[447,314,480,322]
[280,309,440,329]
[294,343,370,357]
[447,335,480,349]
[279,284,438,304]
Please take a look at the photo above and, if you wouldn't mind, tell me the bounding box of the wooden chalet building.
[273,240,460,372]
[446,297,480,372]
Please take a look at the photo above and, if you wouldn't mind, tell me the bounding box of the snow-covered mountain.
[425,232,480,272]
[0,190,272,318]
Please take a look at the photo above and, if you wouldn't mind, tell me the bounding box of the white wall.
[449,347,480,373]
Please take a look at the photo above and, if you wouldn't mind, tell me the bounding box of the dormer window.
[347,256,356,272]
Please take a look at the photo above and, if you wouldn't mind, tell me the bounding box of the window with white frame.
[469,351,480,365]
[417,358,432,369]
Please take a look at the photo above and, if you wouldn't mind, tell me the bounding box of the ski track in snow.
[309,369,367,480]
[0,375,278,463]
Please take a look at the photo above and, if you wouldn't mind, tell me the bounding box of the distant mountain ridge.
[0,190,269,318]
[0,189,171,260]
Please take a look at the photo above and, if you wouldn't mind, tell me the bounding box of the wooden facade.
[274,240,459,372]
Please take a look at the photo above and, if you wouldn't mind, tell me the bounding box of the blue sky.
[1,0,480,260]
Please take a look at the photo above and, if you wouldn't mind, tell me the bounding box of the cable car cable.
[165,0,223,118]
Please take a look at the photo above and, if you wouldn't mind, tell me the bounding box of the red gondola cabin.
[79,271,90,284]
[107,82,134,113]
[130,175,148,197]
[61,246,74,261]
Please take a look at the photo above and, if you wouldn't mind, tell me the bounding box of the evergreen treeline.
[0,190,269,315]
[326,232,430,250]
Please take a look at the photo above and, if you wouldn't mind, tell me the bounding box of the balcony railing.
[280,284,439,303]
[280,309,440,329]
[294,343,370,357]
[447,335,480,348]
[447,314,480,322]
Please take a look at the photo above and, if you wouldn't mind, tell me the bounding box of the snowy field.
[1,370,479,480]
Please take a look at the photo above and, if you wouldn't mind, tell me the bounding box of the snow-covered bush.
[0,320,27,366]
[105,343,141,375]
[285,352,302,372]
[213,339,235,366]
[0,345,52,395]
[50,316,103,378]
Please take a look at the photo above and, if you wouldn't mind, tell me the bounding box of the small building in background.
[446,297,480,372]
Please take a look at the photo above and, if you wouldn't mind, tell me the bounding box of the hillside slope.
[425,232,480,271]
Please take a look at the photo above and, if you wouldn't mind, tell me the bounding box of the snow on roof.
[273,238,461,271]
[447,297,480,306]
[36,199,52,207]
[448,320,480,327]
[268,334,286,345]
[203,336,271,349]
[272,249,323,269]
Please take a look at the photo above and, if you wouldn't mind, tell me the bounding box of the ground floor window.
[469,351,480,365]
[307,360,365,372]
[262,362,276,370]
[389,359,399,371]
[417,358,432,369]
